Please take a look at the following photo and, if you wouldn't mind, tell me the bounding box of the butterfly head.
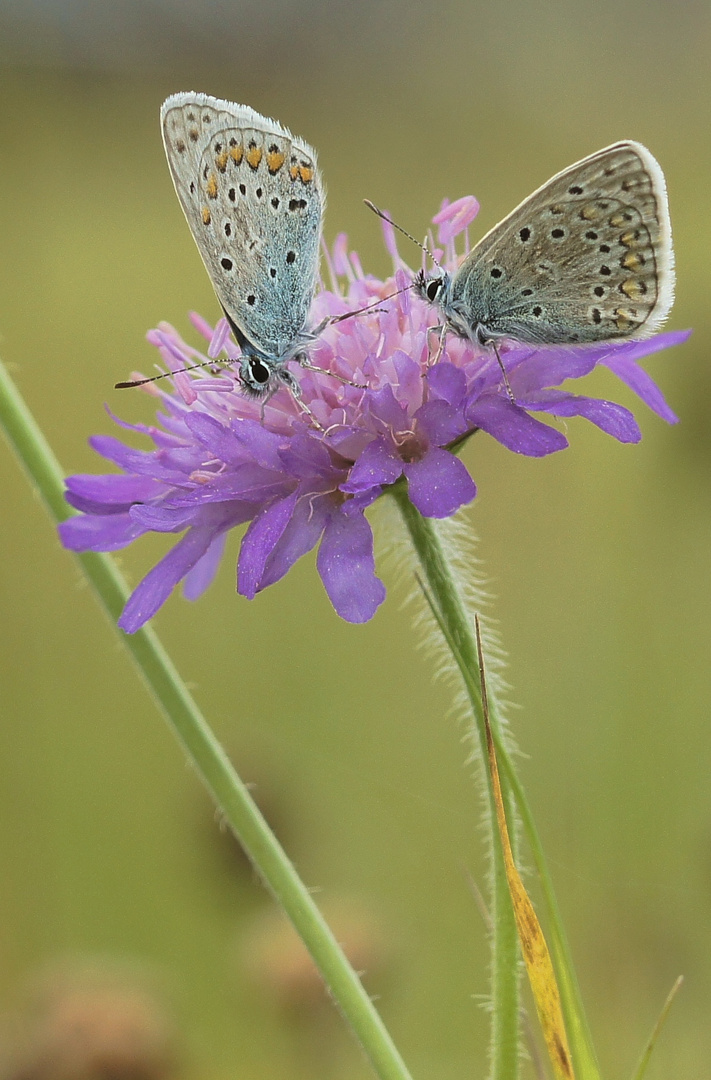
[413,269,451,309]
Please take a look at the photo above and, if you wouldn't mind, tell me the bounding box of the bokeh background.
[1,2,710,1077]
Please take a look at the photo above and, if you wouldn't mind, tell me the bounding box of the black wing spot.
[286,251,296,264]
[224,222,231,236]
[591,308,602,323]
[519,227,531,242]
[228,188,236,202]
[532,306,543,316]
[585,230,598,240]
[521,288,533,296]
[221,258,233,271]
[594,286,605,297]
[271,197,280,209]
[256,187,263,198]
[568,185,584,195]
[599,244,610,253]
[551,228,565,238]
[247,294,256,306]
[239,183,246,196]
[289,198,307,211]
[599,265,611,275]
[490,267,503,279]
[270,267,277,278]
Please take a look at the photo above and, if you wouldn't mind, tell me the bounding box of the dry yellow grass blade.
[474,616,574,1080]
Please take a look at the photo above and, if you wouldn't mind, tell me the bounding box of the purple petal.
[89,435,189,483]
[467,395,568,456]
[432,195,480,243]
[596,329,692,366]
[278,433,336,479]
[183,531,228,600]
[506,344,599,393]
[340,437,403,493]
[65,473,162,506]
[391,351,423,410]
[259,492,334,589]
[129,504,199,531]
[238,492,299,599]
[426,362,467,408]
[58,511,147,552]
[229,417,289,469]
[167,464,293,506]
[602,353,681,423]
[527,391,641,443]
[185,411,251,466]
[404,448,476,517]
[316,508,386,623]
[364,384,410,431]
[118,516,232,632]
[414,399,466,446]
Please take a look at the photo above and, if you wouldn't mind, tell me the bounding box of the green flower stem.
[390,485,601,1080]
[390,485,520,1080]
[0,358,415,1080]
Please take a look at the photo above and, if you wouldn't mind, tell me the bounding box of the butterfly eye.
[426,279,442,303]
[248,359,271,385]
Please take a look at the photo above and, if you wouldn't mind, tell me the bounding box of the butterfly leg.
[425,324,447,368]
[489,340,516,403]
[274,368,325,431]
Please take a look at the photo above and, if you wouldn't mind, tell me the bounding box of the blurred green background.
[1,1,710,1077]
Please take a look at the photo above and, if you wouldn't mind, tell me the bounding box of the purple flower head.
[59,196,690,632]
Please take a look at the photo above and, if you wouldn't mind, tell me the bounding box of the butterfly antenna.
[327,283,414,326]
[364,200,444,271]
[115,357,235,389]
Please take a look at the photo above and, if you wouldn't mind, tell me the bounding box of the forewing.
[161,92,324,360]
[452,142,674,343]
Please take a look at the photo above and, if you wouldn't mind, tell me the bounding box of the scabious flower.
[58,196,689,632]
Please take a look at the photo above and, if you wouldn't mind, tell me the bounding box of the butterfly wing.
[161,92,324,362]
[450,141,674,344]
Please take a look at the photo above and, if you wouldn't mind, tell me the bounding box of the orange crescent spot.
[202,207,211,225]
[215,149,229,173]
[267,149,286,174]
[206,173,219,199]
[620,278,644,300]
[246,144,263,170]
[621,251,642,271]
[230,145,244,165]
[620,229,641,247]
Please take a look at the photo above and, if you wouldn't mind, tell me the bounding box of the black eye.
[426,279,440,302]
[249,359,270,384]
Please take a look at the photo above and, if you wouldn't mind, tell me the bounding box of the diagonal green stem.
[389,486,520,1080]
[0,357,415,1080]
